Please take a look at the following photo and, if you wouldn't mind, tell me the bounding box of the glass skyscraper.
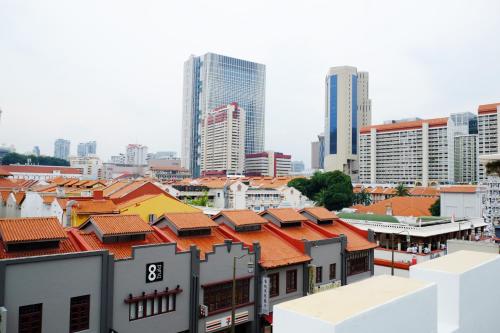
[182,53,266,177]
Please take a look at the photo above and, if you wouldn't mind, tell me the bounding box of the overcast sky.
[1,0,499,167]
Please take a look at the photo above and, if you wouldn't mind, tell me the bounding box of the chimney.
[93,190,104,200]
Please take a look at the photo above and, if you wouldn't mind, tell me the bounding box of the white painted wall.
[20,192,52,218]
[5,193,20,218]
[440,192,483,218]
[374,265,409,277]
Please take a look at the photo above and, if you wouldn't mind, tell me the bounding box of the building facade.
[69,155,103,180]
[478,103,500,182]
[291,161,305,174]
[54,138,70,161]
[77,141,97,157]
[447,112,478,184]
[126,144,148,166]
[245,151,291,177]
[324,67,371,181]
[181,53,266,177]
[200,103,246,176]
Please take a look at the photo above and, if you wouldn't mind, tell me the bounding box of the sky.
[1,0,500,168]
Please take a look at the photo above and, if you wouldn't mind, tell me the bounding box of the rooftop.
[262,208,307,223]
[440,185,478,193]
[275,275,432,325]
[0,217,67,243]
[160,212,218,230]
[478,102,500,115]
[213,209,268,226]
[73,199,118,214]
[300,207,337,220]
[313,219,377,251]
[80,214,153,236]
[158,226,227,259]
[411,250,498,274]
[0,165,82,175]
[360,117,448,134]
[352,196,437,217]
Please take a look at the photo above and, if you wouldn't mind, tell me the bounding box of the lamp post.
[391,230,411,276]
[231,254,254,333]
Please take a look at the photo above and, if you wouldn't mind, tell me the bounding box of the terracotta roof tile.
[0,165,82,175]
[73,199,118,214]
[353,196,437,217]
[478,102,500,115]
[214,210,268,226]
[81,214,153,236]
[158,227,226,260]
[0,237,78,259]
[300,207,338,220]
[42,195,56,205]
[360,117,448,134]
[262,208,306,223]
[315,220,377,251]
[440,186,477,193]
[269,222,327,241]
[0,168,11,177]
[14,192,25,205]
[0,191,10,203]
[161,212,218,230]
[0,217,67,244]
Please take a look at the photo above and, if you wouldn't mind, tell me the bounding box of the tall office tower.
[182,53,266,177]
[200,103,245,176]
[77,141,97,157]
[447,113,478,184]
[324,66,371,181]
[126,144,148,165]
[54,139,71,160]
[311,133,325,170]
[245,151,292,177]
[478,103,500,182]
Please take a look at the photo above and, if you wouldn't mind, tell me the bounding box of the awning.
[263,312,273,325]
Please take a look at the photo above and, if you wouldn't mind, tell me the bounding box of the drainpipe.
[65,200,77,227]
[340,234,348,285]
[252,242,261,333]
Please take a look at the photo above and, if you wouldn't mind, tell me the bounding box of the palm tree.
[355,189,372,206]
[314,189,327,207]
[395,183,409,196]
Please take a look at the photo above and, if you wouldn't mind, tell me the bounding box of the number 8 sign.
[145,262,164,283]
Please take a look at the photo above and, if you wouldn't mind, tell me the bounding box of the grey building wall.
[198,241,256,333]
[111,244,191,333]
[308,239,342,284]
[263,263,304,310]
[0,251,108,333]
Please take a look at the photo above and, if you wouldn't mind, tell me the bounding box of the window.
[126,287,181,321]
[178,228,211,237]
[316,266,323,284]
[19,303,42,333]
[268,273,279,297]
[347,251,370,276]
[203,278,250,313]
[286,269,297,293]
[329,263,337,280]
[70,295,90,332]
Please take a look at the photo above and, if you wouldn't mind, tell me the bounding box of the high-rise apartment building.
[478,103,500,182]
[291,161,305,173]
[54,139,70,161]
[77,141,97,157]
[447,113,478,184]
[200,103,245,176]
[126,144,148,166]
[245,151,292,177]
[182,53,266,177]
[324,66,371,181]
[311,133,325,170]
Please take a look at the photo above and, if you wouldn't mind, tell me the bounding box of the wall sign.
[206,311,249,332]
[261,276,270,315]
[145,262,164,283]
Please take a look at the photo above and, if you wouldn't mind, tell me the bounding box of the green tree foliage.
[287,171,353,211]
[429,197,440,216]
[187,191,212,207]
[395,183,410,196]
[353,189,372,206]
[1,152,70,166]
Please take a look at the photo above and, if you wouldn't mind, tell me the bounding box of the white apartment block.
[359,117,449,186]
[478,103,500,182]
[245,151,292,177]
[200,103,245,176]
[126,144,148,166]
[324,66,371,181]
[69,155,103,180]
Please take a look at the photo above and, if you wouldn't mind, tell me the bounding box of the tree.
[287,171,354,211]
[430,198,440,216]
[353,189,372,206]
[1,152,69,166]
[187,191,212,207]
[395,183,409,196]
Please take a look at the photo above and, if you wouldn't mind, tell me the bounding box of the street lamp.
[391,230,411,276]
[231,254,254,333]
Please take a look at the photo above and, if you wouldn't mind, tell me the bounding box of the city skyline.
[1,1,500,168]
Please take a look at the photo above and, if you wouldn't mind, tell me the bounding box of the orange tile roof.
[81,214,153,236]
[314,220,377,251]
[0,217,67,244]
[14,192,25,205]
[440,186,478,193]
[42,195,56,205]
[478,102,500,115]
[270,223,327,241]
[161,212,218,230]
[300,207,337,220]
[262,208,306,223]
[353,196,437,217]
[116,194,159,209]
[56,198,69,209]
[213,210,268,226]
[219,224,310,269]
[409,187,440,196]
[0,165,82,175]
[360,117,448,134]
[0,179,20,189]
[0,191,10,204]
[73,199,118,214]
[77,230,165,259]
[0,168,11,177]
[159,226,227,259]
[0,237,79,259]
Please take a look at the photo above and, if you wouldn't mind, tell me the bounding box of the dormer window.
[235,224,262,232]
[79,214,153,243]
[6,240,60,252]
[280,221,302,228]
[153,212,218,236]
[178,228,211,237]
[318,219,334,225]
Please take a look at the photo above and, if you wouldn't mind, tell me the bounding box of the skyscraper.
[77,141,97,157]
[126,144,148,165]
[311,133,325,170]
[54,139,70,161]
[324,66,371,181]
[182,53,266,177]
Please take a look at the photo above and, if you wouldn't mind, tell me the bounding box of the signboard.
[200,304,208,318]
[313,280,341,294]
[261,276,270,315]
[206,311,249,332]
[145,262,164,283]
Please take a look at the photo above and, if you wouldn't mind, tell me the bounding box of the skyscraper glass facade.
[352,75,358,154]
[328,75,338,155]
[182,53,266,177]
